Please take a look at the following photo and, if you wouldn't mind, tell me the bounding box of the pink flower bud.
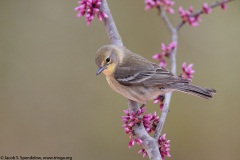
[152,53,162,60]
[124,127,130,133]
[128,121,135,127]
[122,116,129,120]
[160,103,164,111]
[97,13,103,21]
[221,3,227,10]
[144,0,175,13]
[158,133,171,160]
[135,138,143,145]
[101,12,108,18]
[123,109,129,115]
[154,99,159,104]
[161,43,166,52]
[160,59,167,68]
[137,109,142,116]
[178,6,202,27]
[141,107,147,113]
[142,152,148,158]
[75,0,108,25]
[182,62,195,79]
[128,139,135,148]
[138,149,145,154]
[202,3,212,14]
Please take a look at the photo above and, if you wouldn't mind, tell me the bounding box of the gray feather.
[114,49,190,86]
[169,83,216,99]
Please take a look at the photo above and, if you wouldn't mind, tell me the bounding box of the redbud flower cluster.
[179,2,228,27]
[75,0,108,25]
[152,42,176,68]
[122,108,170,159]
[138,133,171,159]
[158,133,171,160]
[178,6,201,27]
[181,62,195,80]
[122,108,145,134]
[143,111,159,133]
[145,0,175,14]
[202,3,212,14]
[122,108,159,147]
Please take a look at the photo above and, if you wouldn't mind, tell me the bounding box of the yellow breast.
[102,63,116,76]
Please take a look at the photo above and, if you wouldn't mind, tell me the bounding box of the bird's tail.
[170,83,216,99]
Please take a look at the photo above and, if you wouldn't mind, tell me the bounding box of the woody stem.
[154,7,178,140]
[100,0,162,160]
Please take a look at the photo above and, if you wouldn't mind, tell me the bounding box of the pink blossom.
[153,95,165,111]
[137,133,170,159]
[145,0,175,14]
[158,134,171,160]
[152,42,176,68]
[138,148,148,158]
[142,151,148,158]
[160,59,167,68]
[141,107,147,113]
[179,6,202,27]
[221,3,227,10]
[122,107,146,135]
[181,62,195,79]
[202,3,212,14]
[122,107,159,149]
[138,149,145,154]
[135,138,143,145]
[152,53,163,60]
[137,134,170,159]
[123,127,130,134]
[162,42,176,57]
[75,0,108,25]
[128,138,135,148]
[160,103,164,110]
[143,112,159,134]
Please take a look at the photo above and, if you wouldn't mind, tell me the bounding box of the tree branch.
[158,7,175,34]
[128,100,162,160]
[154,0,234,142]
[176,0,234,31]
[100,0,123,46]
[100,1,162,159]
[154,8,178,140]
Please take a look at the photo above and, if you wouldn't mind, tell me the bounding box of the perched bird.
[95,45,216,104]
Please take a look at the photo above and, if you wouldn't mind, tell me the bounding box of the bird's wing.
[114,51,190,86]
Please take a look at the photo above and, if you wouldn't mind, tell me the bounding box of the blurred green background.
[0,0,240,159]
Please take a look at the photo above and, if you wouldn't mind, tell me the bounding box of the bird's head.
[95,45,123,76]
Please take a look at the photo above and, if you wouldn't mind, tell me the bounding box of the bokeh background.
[0,0,240,159]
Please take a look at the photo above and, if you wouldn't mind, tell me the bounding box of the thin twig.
[100,1,162,159]
[128,100,162,160]
[154,8,178,140]
[100,0,123,46]
[176,0,234,31]
[158,7,175,34]
[154,0,234,139]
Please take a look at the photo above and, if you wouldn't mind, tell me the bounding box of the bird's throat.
[103,64,116,76]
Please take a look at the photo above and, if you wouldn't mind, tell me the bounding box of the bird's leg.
[159,95,165,102]
[152,122,158,130]
[140,104,145,109]
[159,94,170,112]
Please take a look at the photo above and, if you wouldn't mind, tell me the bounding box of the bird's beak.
[96,65,107,75]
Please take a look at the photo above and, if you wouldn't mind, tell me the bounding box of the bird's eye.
[106,57,111,63]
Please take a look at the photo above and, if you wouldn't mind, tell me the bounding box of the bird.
[95,45,216,104]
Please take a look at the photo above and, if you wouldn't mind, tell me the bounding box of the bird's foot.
[140,104,145,109]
